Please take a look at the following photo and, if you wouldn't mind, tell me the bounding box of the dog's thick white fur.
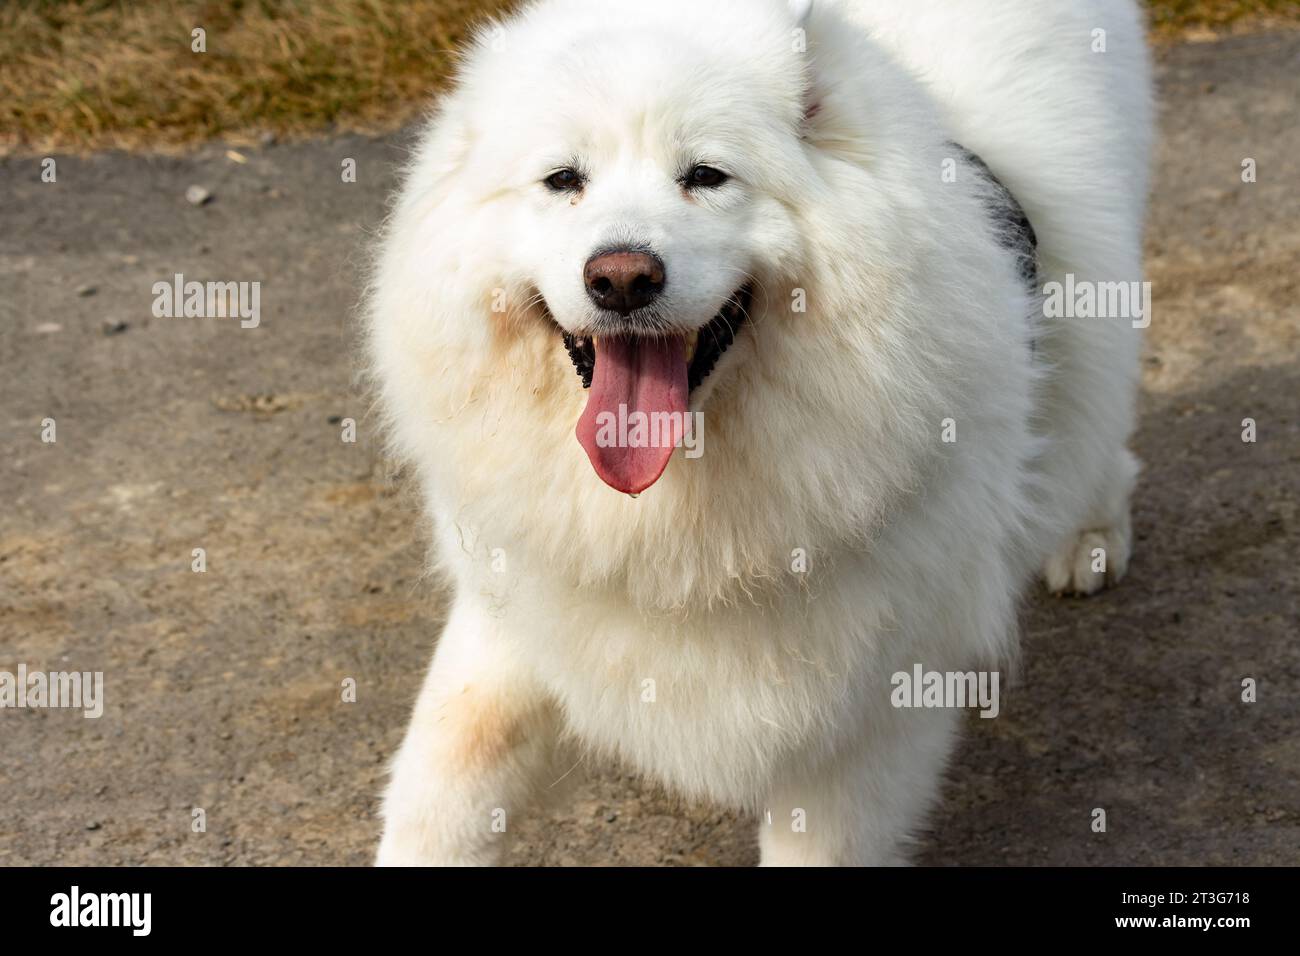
[367,0,1153,865]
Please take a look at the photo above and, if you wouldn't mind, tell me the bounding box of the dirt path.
[1,32,1296,866]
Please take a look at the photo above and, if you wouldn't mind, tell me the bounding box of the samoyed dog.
[367,0,1152,865]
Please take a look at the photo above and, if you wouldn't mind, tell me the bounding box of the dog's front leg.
[376,597,561,866]
[759,706,959,866]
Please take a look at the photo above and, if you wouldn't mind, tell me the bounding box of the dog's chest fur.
[476,553,913,806]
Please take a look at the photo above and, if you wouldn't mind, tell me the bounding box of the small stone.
[76,284,97,297]
[186,185,213,206]
[101,319,129,336]
[86,821,102,831]
[35,322,62,334]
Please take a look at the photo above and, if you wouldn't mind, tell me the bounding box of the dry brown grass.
[0,0,517,155]
[1148,0,1300,34]
[1,0,1296,156]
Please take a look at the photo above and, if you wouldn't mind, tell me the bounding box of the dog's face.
[519,92,762,347]
[479,1,812,333]
[438,0,813,491]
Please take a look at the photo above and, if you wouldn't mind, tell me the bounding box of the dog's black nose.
[584,250,665,314]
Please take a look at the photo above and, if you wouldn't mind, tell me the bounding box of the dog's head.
[411,0,817,493]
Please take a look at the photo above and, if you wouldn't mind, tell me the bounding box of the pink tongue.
[576,335,688,494]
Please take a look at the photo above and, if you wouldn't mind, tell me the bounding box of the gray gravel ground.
[1,31,1297,866]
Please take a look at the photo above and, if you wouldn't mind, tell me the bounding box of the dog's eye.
[544,168,583,192]
[685,165,728,189]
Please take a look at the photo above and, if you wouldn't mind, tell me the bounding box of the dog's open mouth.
[558,284,752,495]
[561,284,752,394]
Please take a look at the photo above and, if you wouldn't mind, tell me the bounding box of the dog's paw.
[1042,522,1131,597]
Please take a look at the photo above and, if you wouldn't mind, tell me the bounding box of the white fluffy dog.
[367,0,1153,865]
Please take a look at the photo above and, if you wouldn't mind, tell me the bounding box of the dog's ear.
[787,0,822,133]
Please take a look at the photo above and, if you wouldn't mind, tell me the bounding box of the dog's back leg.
[1030,295,1146,597]
[1040,439,1139,596]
